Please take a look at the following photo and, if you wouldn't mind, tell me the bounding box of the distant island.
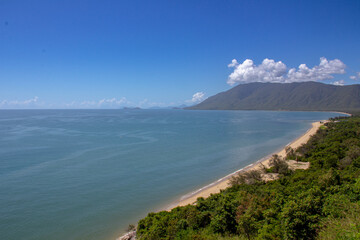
[186,82,360,112]
[122,107,142,110]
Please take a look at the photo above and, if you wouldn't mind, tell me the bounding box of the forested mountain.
[187,82,360,112]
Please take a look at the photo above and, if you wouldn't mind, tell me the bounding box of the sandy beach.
[169,121,324,209]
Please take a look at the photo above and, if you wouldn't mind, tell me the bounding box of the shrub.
[268,154,291,175]
[230,170,263,186]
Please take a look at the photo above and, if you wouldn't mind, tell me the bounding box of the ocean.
[0,109,346,240]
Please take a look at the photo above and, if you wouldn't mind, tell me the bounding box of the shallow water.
[0,109,345,240]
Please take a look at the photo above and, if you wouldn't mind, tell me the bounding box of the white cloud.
[75,97,178,109]
[287,57,346,82]
[350,72,360,80]
[227,57,346,85]
[79,97,130,108]
[228,58,287,85]
[228,59,239,68]
[332,80,345,86]
[80,100,97,106]
[65,101,76,107]
[0,96,40,108]
[23,96,39,104]
[98,97,128,105]
[191,92,206,103]
[138,99,149,107]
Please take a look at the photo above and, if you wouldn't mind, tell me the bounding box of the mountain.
[186,82,360,112]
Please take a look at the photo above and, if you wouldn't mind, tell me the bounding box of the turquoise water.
[0,110,346,240]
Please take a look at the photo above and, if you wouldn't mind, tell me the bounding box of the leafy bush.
[229,170,263,186]
[268,154,292,175]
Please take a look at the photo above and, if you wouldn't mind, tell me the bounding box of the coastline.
[332,111,352,116]
[117,118,339,239]
[167,121,324,209]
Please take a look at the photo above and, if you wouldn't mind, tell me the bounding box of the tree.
[230,170,263,186]
[268,154,291,175]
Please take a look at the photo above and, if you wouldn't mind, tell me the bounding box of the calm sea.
[0,110,346,240]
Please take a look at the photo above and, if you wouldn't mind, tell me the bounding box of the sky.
[0,0,360,109]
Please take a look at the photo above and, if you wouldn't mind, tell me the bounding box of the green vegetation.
[187,82,360,112]
[267,154,292,175]
[137,116,360,239]
[127,224,136,232]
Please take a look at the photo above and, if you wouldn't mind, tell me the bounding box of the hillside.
[136,116,360,239]
[187,82,360,112]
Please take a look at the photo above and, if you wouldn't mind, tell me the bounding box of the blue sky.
[1,0,360,109]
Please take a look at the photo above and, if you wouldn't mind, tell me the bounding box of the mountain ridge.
[186,82,360,112]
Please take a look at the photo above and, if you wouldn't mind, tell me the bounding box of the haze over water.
[0,110,345,240]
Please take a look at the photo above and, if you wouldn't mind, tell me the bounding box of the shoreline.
[117,116,346,239]
[331,111,352,116]
[167,120,324,209]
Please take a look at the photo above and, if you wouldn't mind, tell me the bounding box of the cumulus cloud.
[228,59,239,68]
[350,72,360,80]
[191,92,206,103]
[0,96,39,108]
[287,57,346,82]
[332,80,345,86]
[227,57,346,85]
[228,58,287,85]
